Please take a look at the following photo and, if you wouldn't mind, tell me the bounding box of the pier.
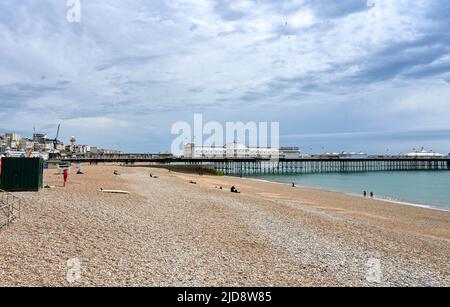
[64,155,450,176]
[211,158,450,176]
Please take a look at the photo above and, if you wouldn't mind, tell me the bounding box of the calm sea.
[247,171,450,211]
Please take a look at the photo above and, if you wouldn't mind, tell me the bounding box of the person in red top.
[63,169,69,187]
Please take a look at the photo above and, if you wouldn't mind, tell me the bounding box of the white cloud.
[64,116,132,129]
[391,83,450,115]
[289,10,314,29]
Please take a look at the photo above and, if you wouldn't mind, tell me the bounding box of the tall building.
[0,135,8,153]
[5,133,21,142]
[33,133,47,143]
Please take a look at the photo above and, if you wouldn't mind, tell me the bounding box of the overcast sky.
[1,0,450,154]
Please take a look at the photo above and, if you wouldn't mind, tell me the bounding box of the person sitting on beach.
[292,183,296,188]
[231,186,241,194]
[113,170,120,176]
[149,173,153,178]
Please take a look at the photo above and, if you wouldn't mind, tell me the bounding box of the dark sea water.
[248,171,450,211]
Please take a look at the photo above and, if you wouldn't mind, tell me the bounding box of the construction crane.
[53,124,61,150]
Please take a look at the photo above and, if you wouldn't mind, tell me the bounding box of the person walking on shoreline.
[370,192,374,198]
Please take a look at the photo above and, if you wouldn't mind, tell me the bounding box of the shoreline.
[131,164,450,213]
[239,175,450,214]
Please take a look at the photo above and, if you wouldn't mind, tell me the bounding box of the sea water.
[248,171,450,211]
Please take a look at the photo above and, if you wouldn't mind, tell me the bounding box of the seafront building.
[0,131,121,159]
[1,133,21,151]
[184,143,302,159]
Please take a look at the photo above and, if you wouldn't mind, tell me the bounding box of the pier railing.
[212,158,450,176]
[0,190,21,229]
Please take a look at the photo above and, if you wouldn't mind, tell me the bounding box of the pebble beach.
[0,165,449,287]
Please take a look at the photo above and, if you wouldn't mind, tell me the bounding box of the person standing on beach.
[370,192,374,198]
[63,169,68,187]
[364,191,367,197]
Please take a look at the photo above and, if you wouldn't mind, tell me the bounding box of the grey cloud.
[188,87,205,93]
[0,82,69,110]
[284,129,450,141]
[423,0,450,20]
[349,34,450,83]
[212,0,249,21]
[212,0,306,21]
[95,55,164,71]
[305,0,369,18]
[404,60,450,79]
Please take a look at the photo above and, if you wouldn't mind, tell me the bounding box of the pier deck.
[64,156,450,176]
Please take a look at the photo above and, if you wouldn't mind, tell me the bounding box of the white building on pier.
[184,143,301,159]
[406,148,445,158]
